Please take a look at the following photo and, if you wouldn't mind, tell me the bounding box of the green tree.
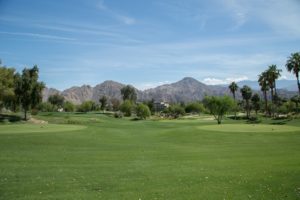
[258,71,270,115]
[164,104,185,119]
[0,65,16,111]
[120,100,133,117]
[240,85,252,118]
[121,85,137,103]
[110,98,120,111]
[290,95,300,113]
[48,93,65,109]
[266,65,282,97]
[144,99,155,114]
[136,104,151,119]
[63,101,75,112]
[251,93,260,116]
[203,96,234,124]
[38,102,54,112]
[78,101,95,112]
[228,82,239,118]
[14,66,45,120]
[185,102,205,114]
[286,52,300,95]
[99,96,108,111]
[266,65,282,117]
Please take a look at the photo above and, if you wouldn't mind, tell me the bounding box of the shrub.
[114,111,124,118]
[77,101,96,112]
[38,102,55,112]
[185,102,205,114]
[64,101,75,112]
[165,104,185,118]
[31,108,39,115]
[136,104,151,119]
[120,100,134,117]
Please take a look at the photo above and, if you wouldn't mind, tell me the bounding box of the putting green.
[198,124,300,133]
[0,124,86,134]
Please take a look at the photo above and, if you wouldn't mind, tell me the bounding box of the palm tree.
[258,71,269,115]
[286,52,300,95]
[266,65,282,99]
[240,85,252,118]
[229,82,238,118]
[266,65,282,117]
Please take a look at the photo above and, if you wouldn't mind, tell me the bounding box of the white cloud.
[222,0,248,29]
[96,0,136,25]
[135,81,171,90]
[116,15,136,25]
[222,0,300,34]
[203,76,248,85]
[0,31,75,41]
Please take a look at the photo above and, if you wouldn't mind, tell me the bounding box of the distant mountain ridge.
[43,77,298,104]
[220,79,298,91]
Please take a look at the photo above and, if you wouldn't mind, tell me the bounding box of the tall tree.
[121,85,137,103]
[99,95,108,111]
[229,82,238,118]
[203,96,234,124]
[266,65,282,100]
[286,52,300,95]
[251,93,260,116]
[258,71,269,115]
[14,65,45,120]
[48,93,65,109]
[266,65,282,117]
[240,85,252,118]
[0,62,16,111]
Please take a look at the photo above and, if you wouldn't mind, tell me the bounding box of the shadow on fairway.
[0,114,22,123]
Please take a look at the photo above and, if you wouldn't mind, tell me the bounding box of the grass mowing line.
[197,124,300,133]
[0,124,86,134]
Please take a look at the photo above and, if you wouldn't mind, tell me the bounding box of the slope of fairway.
[0,113,300,199]
[198,124,300,133]
[0,124,86,134]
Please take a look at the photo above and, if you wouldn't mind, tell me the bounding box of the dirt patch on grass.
[28,117,48,124]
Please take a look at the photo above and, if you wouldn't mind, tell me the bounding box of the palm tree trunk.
[297,74,300,95]
[246,100,250,118]
[264,90,268,115]
[274,81,277,96]
[270,88,275,118]
[233,92,237,119]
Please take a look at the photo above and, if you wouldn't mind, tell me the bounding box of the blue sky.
[1,0,300,90]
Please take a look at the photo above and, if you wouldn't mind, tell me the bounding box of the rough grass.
[0,113,300,199]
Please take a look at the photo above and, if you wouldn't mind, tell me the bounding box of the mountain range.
[43,77,298,104]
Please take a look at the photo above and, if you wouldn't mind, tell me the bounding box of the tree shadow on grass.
[0,114,22,123]
[271,118,292,125]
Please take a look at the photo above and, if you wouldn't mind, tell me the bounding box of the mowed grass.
[0,113,300,199]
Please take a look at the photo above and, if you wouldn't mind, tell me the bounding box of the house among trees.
[153,102,169,112]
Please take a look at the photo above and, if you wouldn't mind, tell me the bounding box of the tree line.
[0,52,299,123]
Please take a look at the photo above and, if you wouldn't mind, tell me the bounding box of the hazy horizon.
[1,0,299,90]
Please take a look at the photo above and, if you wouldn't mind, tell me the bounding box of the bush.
[64,101,75,112]
[185,102,205,114]
[77,101,96,112]
[38,102,55,112]
[31,108,39,115]
[136,104,151,119]
[120,100,134,117]
[48,93,65,108]
[114,111,124,118]
[164,104,185,118]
